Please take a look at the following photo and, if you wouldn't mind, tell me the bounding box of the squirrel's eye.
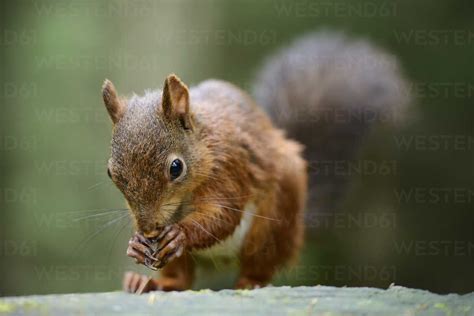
[107,168,112,179]
[170,159,184,180]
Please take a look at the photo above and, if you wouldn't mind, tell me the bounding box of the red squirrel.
[100,32,410,293]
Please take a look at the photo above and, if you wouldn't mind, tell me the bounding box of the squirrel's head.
[101,74,207,237]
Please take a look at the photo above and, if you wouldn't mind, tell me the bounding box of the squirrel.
[100,31,410,293]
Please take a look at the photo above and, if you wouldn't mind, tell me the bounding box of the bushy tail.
[253,31,411,213]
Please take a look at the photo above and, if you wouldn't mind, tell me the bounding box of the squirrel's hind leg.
[123,252,195,293]
[236,167,306,289]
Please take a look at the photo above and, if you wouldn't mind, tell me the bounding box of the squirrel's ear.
[102,79,125,124]
[162,74,193,130]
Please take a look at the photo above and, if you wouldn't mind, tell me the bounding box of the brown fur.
[103,74,307,291]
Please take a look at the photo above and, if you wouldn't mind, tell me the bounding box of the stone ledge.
[1,285,473,315]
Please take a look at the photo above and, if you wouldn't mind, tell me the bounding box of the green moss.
[434,302,452,316]
[0,302,15,313]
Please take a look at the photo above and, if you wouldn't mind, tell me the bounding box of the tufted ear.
[161,74,193,130]
[102,79,125,124]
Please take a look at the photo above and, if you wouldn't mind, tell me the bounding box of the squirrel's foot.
[123,271,188,294]
[123,271,156,294]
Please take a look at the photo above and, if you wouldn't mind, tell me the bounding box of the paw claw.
[126,232,159,266]
[127,227,186,270]
[152,225,186,268]
[123,271,156,294]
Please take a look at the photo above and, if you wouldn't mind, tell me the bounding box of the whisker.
[194,210,230,226]
[189,219,222,244]
[187,251,199,265]
[106,216,132,266]
[87,181,106,191]
[160,194,254,208]
[189,218,240,257]
[59,208,130,215]
[208,251,224,272]
[72,209,129,222]
[161,198,278,221]
[213,203,280,222]
[169,201,278,222]
[74,213,130,255]
[183,195,254,204]
[186,250,230,273]
[181,195,254,204]
[190,216,241,270]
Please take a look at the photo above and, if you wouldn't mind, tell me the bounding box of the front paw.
[126,232,159,270]
[152,224,186,269]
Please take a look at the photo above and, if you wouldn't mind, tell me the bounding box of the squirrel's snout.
[143,230,160,239]
[136,218,159,238]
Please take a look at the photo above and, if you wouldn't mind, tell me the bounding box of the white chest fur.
[193,203,255,259]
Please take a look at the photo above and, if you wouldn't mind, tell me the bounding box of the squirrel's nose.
[143,230,159,238]
[137,219,159,238]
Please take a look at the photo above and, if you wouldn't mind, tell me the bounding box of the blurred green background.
[1,0,473,296]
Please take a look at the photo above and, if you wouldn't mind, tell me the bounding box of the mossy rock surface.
[1,285,473,316]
